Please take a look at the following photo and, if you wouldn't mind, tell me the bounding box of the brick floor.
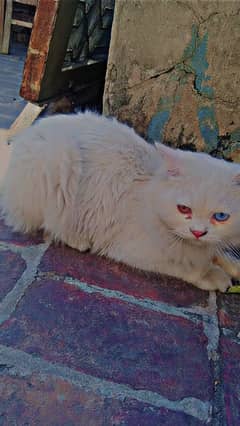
[0,278,211,401]
[0,216,239,425]
[0,250,26,301]
[40,244,209,308]
[0,372,204,426]
[219,337,240,426]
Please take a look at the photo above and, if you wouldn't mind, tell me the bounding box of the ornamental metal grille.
[64,0,115,69]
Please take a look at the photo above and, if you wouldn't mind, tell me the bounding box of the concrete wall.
[103,0,240,161]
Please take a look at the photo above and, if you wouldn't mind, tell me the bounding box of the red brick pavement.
[0,219,239,425]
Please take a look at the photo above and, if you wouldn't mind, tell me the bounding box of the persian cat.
[1,111,240,291]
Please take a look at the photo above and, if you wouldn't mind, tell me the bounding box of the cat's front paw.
[195,266,232,292]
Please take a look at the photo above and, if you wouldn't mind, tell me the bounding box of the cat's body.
[1,111,240,291]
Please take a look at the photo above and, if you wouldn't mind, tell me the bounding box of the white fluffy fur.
[1,111,240,291]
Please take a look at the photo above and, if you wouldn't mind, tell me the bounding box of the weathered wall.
[103,0,240,161]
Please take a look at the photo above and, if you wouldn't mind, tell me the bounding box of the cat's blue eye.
[212,212,230,222]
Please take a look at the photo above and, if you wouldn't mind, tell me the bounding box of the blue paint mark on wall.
[183,25,218,150]
[147,95,178,143]
[147,110,170,143]
[198,106,219,151]
[184,26,214,98]
[147,25,220,150]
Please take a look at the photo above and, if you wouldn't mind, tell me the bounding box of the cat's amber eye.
[177,205,192,215]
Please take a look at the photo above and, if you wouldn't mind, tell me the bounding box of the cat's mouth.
[173,231,215,246]
[190,229,208,239]
[168,224,217,246]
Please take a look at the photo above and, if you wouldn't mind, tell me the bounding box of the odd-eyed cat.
[1,111,240,291]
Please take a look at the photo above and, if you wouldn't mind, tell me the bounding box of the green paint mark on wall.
[182,25,218,149]
[147,96,177,143]
[198,106,219,151]
[183,25,214,98]
[147,111,170,143]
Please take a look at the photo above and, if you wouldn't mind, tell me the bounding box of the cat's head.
[152,143,240,248]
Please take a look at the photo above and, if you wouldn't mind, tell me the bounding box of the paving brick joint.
[0,215,239,425]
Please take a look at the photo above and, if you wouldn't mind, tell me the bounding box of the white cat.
[1,111,240,291]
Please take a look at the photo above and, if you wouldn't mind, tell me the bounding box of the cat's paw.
[195,266,232,292]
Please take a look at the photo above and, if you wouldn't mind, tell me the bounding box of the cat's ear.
[232,173,240,185]
[155,142,182,177]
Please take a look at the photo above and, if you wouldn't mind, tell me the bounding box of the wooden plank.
[20,0,78,102]
[11,18,33,28]
[0,102,45,182]
[8,102,45,135]
[14,0,38,5]
[20,0,109,103]
[1,0,13,54]
[0,0,4,49]
[0,102,45,140]
[20,0,62,102]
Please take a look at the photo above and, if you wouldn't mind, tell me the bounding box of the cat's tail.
[0,130,12,186]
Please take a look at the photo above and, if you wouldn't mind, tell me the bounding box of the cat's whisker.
[226,248,240,260]
[221,238,240,255]
[229,244,240,257]
[217,240,240,263]
[167,231,184,250]
[170,230,188,241]
[216,245,228,260]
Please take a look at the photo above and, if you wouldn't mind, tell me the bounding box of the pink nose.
[190,229,207,239]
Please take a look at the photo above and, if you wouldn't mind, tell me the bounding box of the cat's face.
[159,180,240,246]
[153,144,240,247]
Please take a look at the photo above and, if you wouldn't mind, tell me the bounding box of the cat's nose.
[190,229,208,239]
